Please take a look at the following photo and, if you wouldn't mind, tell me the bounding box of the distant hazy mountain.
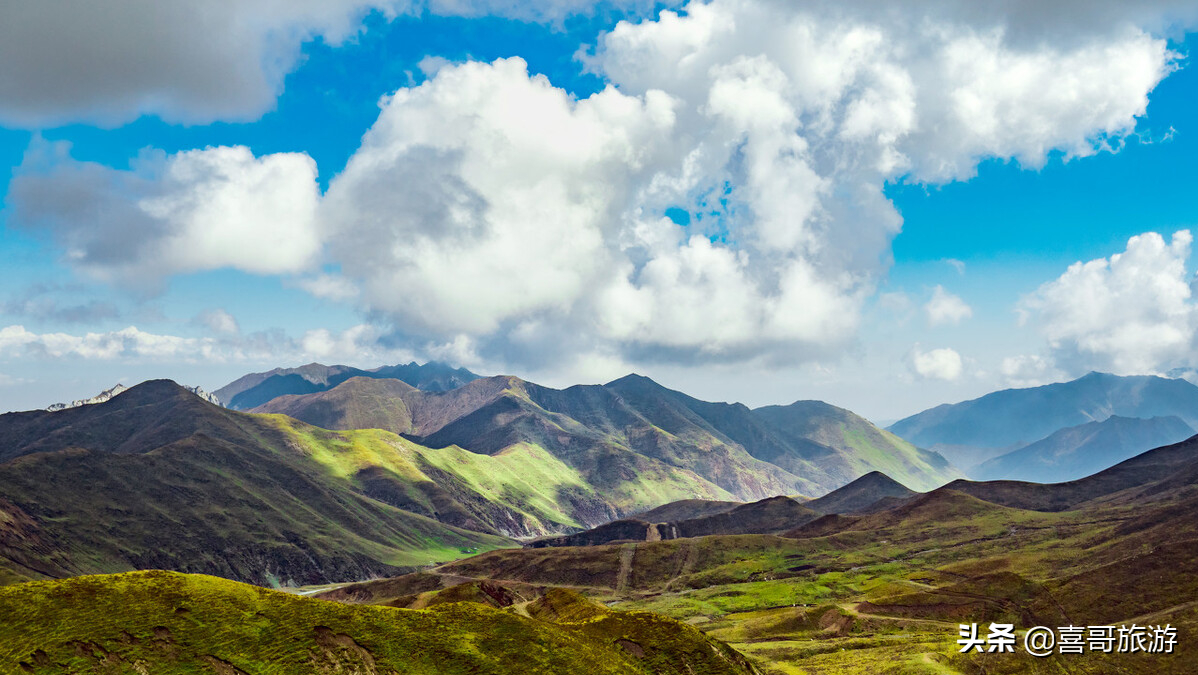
[888,372,1198,471]
[940,431,1198,512]
[215,361,478,410]
[254,372,960,501]
[974,415,1195,483]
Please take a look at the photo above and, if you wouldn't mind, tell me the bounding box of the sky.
[4,0,1198,421]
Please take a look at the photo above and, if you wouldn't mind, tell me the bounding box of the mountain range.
[214,361,480,410]
[0,368,959,586]
[5,364,1198,673]
[252,371,958,496]
[888,371,1198,476]
[973,414,1194,483]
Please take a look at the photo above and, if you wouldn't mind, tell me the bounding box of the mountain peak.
[46,379,221,412]
[806,470,917,515]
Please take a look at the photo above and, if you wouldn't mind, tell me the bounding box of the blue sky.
[3,1,1198,420]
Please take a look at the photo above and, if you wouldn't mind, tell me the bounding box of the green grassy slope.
[0,382,513,587]
[0,570,757,675]
[254,372,961,528]
[418,462,1198,674]
[751,401,958,492]
[259,375,796,520]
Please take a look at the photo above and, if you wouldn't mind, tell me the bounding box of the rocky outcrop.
[47,383,223,411]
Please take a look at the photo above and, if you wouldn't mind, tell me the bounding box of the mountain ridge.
[254,371,961,501]
[215,360,479,410]
[974,414,1195,483]
[887,371,1198,471]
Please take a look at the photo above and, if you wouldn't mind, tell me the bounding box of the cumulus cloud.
[1019,230,1197,375]
[909,346,964,381]
[8,140,321,288]
[6,0,1185,373]
[924,286,973,326]
[323,57,682,336]
[316,0,1173,368]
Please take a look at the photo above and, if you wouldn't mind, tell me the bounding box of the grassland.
[417,487,1198,674]
[0,570,757,675]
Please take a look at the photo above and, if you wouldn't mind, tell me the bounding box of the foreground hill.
[888,371,1198,470]
[0,380,512,586]
[974,414,1194,483]
[215,360,479,410]
[254,373,959,498]
[0,570,757,675]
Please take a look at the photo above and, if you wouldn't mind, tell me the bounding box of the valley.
[0,366,1195,673]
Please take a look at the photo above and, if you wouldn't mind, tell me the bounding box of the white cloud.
[1000,354,1063,388]
[323,57,681,336]
[195,309,241,335]
[0,322,411,366]
[924,285,973,326]
[9,140,321,288]
[1019,230,1196,375]
[594,0,1175,182]
[293,274,361,302]
[6,0,1186,375]
[313,0,1174,368]
[909,346,964,381]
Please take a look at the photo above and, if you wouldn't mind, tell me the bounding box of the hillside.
[974,414,1195,483]
[215,360,479,410]
[804,471,916,514]
[0,381,513,586]
[305,441,1198,675]
[254,373,960,503]
[607,376,957,492]
[630,499,744,522]
[0,570,757,675]
[529,496,820,547]
[888,371,1198,470]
